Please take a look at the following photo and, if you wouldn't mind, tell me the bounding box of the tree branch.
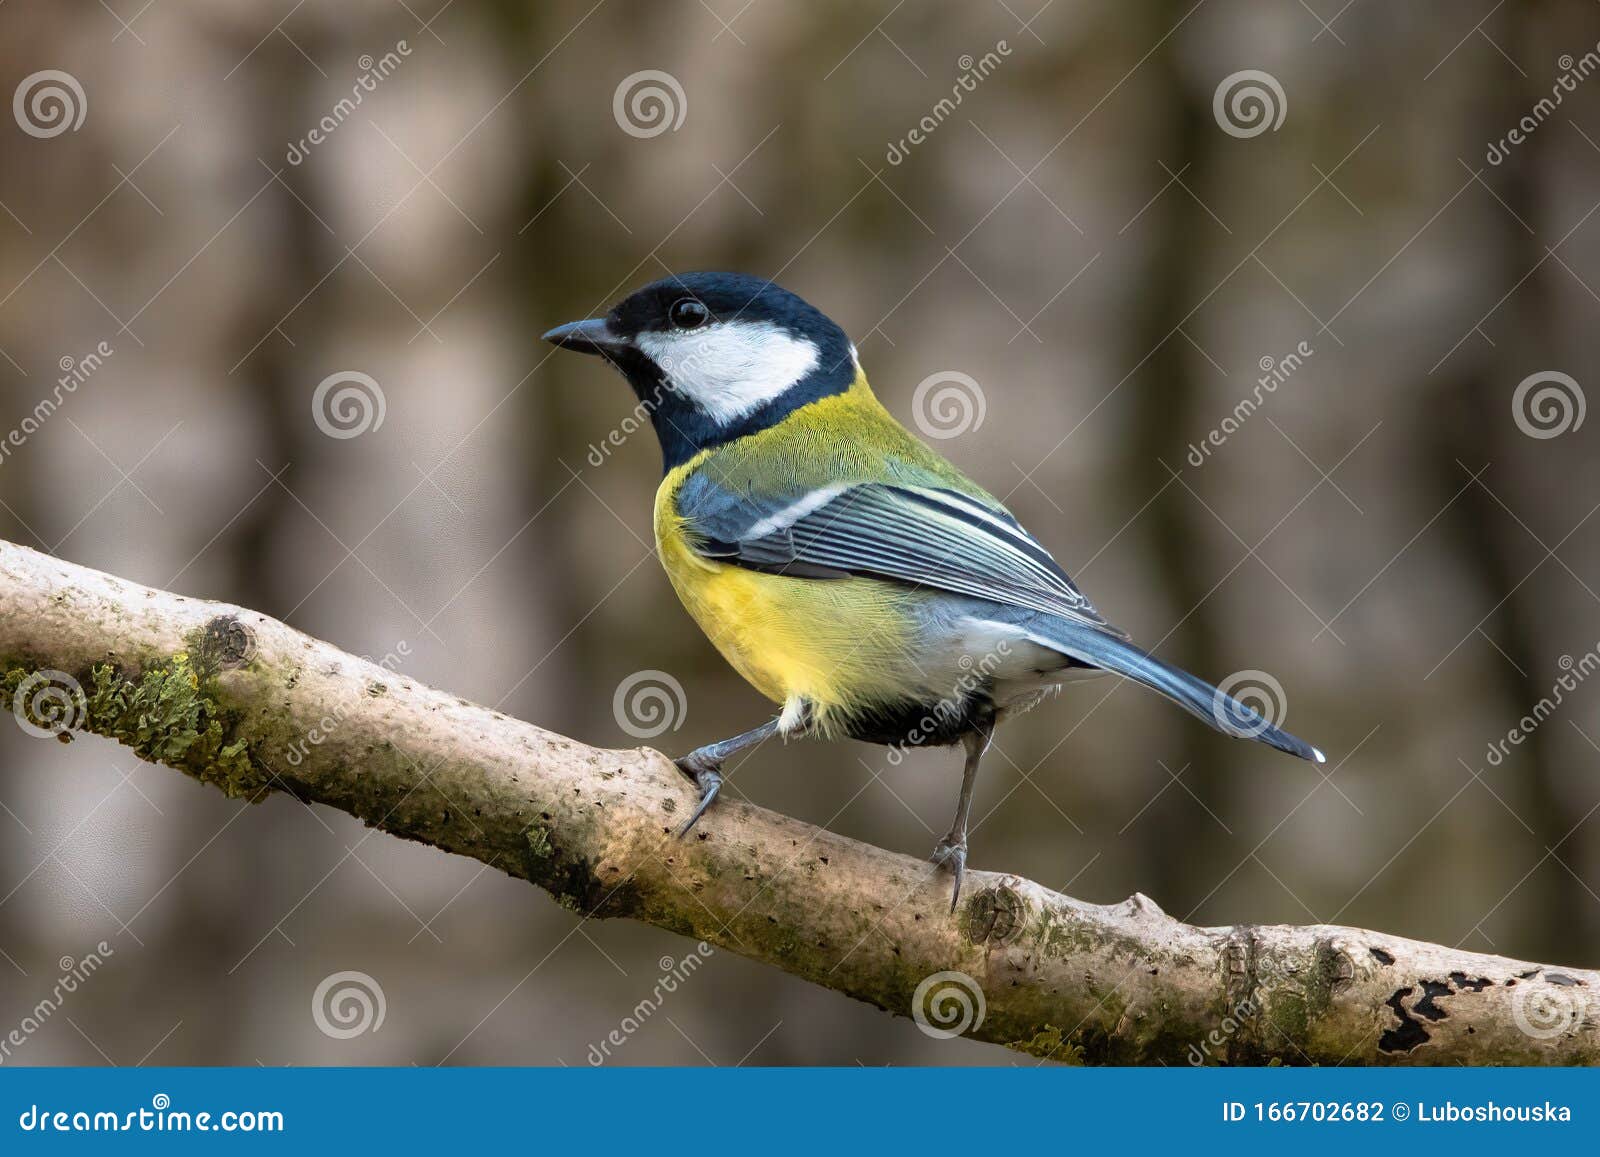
[1,538,1595,1064]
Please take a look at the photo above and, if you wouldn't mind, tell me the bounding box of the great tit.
[544,271,1324,909]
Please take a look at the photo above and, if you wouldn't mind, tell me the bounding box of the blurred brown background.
[1,0,1598,1065]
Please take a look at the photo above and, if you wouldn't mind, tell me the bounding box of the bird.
[544,271,1324,910]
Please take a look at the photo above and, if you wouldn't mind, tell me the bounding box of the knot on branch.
[199,614,258,670]
[966,877,1029,946]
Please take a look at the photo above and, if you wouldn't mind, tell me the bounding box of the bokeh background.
[1,0,1598,1066]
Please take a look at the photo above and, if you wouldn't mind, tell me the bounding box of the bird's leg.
[673,717,781,838]
[930,718,994,912]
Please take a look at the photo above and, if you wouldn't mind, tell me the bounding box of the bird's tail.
[1032,617,1325,763]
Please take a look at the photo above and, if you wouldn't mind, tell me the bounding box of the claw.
[674,756,723,839]
[929,836,967,913]
[667,718,781,838]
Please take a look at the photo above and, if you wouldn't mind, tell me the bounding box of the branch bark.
[1,539,1595,1065]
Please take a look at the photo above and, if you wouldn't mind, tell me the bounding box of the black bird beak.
[541,317,628,357]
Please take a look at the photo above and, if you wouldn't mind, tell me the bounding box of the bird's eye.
[669,298,709,330]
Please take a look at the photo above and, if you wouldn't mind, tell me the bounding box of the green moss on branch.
[5,652,268,799]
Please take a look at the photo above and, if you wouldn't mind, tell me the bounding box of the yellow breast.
[653,455,924,736]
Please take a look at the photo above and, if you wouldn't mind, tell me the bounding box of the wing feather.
[676,474,1128,639]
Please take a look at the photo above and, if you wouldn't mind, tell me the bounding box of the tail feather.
[1031,618,1325,764]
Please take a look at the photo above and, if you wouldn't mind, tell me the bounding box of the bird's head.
[543,272,858,468]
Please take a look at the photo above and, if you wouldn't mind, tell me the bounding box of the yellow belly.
[654,467,921,734]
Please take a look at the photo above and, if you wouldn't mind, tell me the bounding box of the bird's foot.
[929,835,967,913]
[673,752,723,838]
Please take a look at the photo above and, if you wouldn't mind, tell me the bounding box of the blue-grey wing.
[675,472,1129,640]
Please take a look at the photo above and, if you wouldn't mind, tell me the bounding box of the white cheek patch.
[635,321,821,424]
